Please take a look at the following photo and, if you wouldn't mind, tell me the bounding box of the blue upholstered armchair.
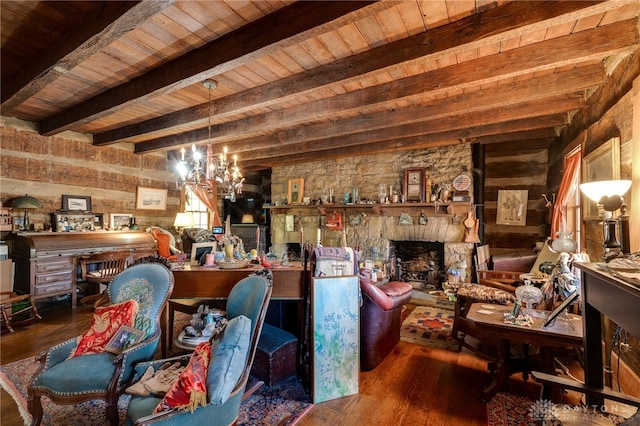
[125,270,273,426]
[27,263,174,426]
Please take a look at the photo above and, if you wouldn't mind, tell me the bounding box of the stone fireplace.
[392,240,445,289]
[271,210,475,289]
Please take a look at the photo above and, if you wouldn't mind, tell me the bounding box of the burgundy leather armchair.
[360,278,413,371]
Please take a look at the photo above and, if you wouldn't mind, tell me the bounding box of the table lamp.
[173,212,194,235]
[579,179,632,258]
[10,195,43,231]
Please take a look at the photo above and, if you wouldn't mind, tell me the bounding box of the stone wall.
[269,143,475,282]
[271,143,473,205]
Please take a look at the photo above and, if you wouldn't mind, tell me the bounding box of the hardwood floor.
[1,299,578,425]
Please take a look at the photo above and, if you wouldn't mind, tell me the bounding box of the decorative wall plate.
[452,174,471,191]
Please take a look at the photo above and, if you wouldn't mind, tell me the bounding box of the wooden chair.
[1,259,41,333]
[474,244,540,293]
[1,293,42,333]
[79,250,131,309]
[28,263,175,425]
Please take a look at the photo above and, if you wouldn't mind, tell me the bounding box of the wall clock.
[403,168,425,202]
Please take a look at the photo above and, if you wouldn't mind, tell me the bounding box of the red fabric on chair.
[154,341,211,414]
[151,229,177,261]
[72,299,139,357]
[151,230,171,258]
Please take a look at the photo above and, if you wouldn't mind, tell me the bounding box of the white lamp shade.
[173,212,194,228]
[579,180,631,203]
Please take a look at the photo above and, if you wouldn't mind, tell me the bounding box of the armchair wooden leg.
[27,391,43,426]
[106,398,120,425]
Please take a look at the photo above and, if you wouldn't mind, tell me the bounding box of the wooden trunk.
[251,323,298,387]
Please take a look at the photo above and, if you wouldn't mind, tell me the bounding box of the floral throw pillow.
[154,341,211,414]
[71,299,139,357]
[452,283,516,305]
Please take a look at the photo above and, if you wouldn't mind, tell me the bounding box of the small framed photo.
[403,168,425,202]
[105,325,144,354]
[62,195,92,212]
[543,291,579,327]
[582,137,620,220]
[287,178,304,205]
[191,241,217,265]
[136,187,168,210]
[496,189,528,226]
[110,213,133,230]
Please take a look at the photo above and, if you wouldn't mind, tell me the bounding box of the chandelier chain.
[174,80,243,202]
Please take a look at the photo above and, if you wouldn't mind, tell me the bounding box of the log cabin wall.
[482,140,550,252]
[547,54,640,390]
[0,120,179,231]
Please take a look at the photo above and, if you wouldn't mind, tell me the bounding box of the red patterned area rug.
[486,392,632,426]
[1,356,312,425]
[400,305,461,352]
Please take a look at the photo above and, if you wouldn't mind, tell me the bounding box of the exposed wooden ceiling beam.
[1,1,175,110]
[239,114,568,167]
[155,96,574,165]
[38,1,384,136]
[134,63,604,152]
[94,0,604,145]
[133,17,636,153]
[240,114,568,168]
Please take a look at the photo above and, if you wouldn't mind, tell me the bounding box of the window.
[552,147,581,251]
[184,186,208,229]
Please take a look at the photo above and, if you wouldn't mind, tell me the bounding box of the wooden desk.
[466,303,583,402]
[574,263,640,407]
[162,264,305,356]
[11,231,156,308]
[171,264,304,299]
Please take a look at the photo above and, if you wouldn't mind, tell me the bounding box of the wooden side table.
[465,303,583,402]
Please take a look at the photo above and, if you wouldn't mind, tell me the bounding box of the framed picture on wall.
[110,213,133,230]
[62,195,92,212]
[287,178,304,205]
[582,137,620,220]
[136,187,168,210]
[496,189,528,226]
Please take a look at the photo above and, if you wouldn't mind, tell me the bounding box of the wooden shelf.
[264,201,470,217]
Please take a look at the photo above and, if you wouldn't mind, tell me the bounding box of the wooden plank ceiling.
[2,0,639,171]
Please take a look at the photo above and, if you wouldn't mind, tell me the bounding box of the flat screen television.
[223,198,267,225]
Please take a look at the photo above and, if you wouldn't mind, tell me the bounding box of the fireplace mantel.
[264,201,470,217]
[268,201,475,285]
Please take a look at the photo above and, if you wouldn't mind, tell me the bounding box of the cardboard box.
[0,259,15,291]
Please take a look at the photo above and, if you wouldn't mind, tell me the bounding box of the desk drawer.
[35,258,74,274]
[34,281,73,296]
[35,270,74,286]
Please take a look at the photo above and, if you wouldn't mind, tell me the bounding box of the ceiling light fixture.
[175,79,244,202]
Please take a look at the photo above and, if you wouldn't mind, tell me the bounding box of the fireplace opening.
[391,241,445,290]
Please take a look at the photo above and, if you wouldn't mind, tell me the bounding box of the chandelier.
[175,79,243,201]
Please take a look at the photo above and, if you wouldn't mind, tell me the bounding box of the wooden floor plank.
[1,299,583,425]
